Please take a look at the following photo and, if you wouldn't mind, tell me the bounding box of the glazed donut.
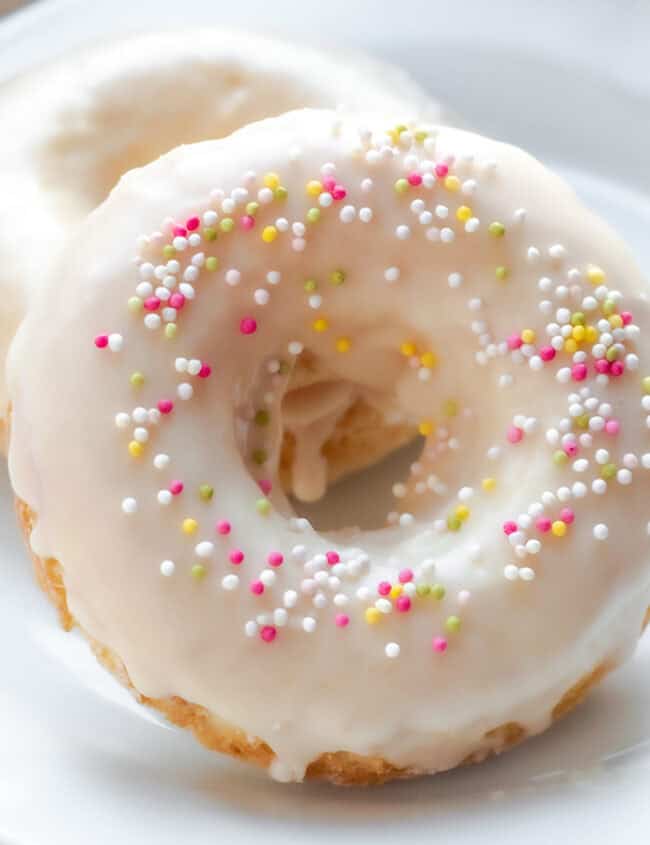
[9,109,650,785]
[0,29,440,479]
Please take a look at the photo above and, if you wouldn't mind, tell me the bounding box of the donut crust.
[17,497,638,785]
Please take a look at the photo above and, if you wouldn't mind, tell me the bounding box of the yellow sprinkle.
[585,325,598,343]
[456,205,473,221]
[587,265,606,285]
[365,607,381,625]
[564,338,578,354]
[312,317,329,332]
[389,585,403,599]
[336,337,351,353]
[455,505,470,521]
[128,441,143,458]
[572,325,586,341]
[551,520,567,537]
[521,329,536,344]
[609,314,624,329]
[482,477,497,492]
[306,180,322,196]
[400,341,417,357]
[262,225,278,243]
[495,266,509,281]
[444,175,461,192]
[182,518,198,535]
[165,323,177,340]
[263,172,280,189]
[418,420,435,437]
[419,351,437,368]
[130,371,145,388]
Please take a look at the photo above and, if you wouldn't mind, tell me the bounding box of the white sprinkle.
[448,272,463,289]
[115,412,130,429]
[121,497,137,514]
[617,469,632,485]
[225,268,241,286]
[160,560,175,577]
[440,227,455,243]
[395,224,411,240]
[266,271,281,285]
[283,590,298,608]
[359,207,373,223]
[187,359,202,376]
[592,479,607,495]
[525,539,541,555]
[254,288,270,305]
[153,453,170,470]
[302,617,317,633]
[288,341,303,356]
[519,567,535,581]
[245,621,258,637]
[144,313,161,330]
[195,541,214,558]
[340,205,356,223]
[177,383,193,400]
[222,574,239,591]
[107,333,123,352]
[385,642,400,659]
[157,490,172,506]
[504,565,519,581]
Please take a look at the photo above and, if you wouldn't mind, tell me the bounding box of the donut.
[0,29,440,479]
[9,108,650,785]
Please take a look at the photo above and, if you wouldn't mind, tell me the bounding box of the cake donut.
[0,30,440,478]
[9,109,650,785]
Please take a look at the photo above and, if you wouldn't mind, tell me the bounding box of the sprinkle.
[593,524,609,540]
[385,642,401,659]
[121,497,137,514]
[191,564,206,581]
[182,518,198,534]
[160,560,175,577]
[432,637,448,653]
[384,266,400,283]
[240,317,257,335]
[260,625,277,643]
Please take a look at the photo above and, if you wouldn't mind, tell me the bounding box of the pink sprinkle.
[610,361,624,377]
[326,551,340,565]
[157,399,174,415]
[268,552,284,567]
[536,517,552,533]
[335,613,349,627]
[560,507,575,525]
[378,581,392,596]
[258,479,272,495]
[217,521,231,536]
[229,549,244,564]
[435,163,449,179]
[169,293,185,310]
[260,625,276,642]
[398,568,414,583]
[144,296,161,311]
[186,216,200,231]
[407,172,423,187]
[94,334,109,349]
[507,333,523,350]
[169,481,184,495]
[503,521,518,535]
[331,185,347,201]
[432,636,448,653]
[250,580,264,595]
[539,345,556,362]
[507,425,523,444]
[595,359,610,374]
[172,225,187,237]
[563,440,578,457]
[240,317,257,335]
[571,363,588,382]
[322,177,336,192]
[605,419,620,436]
[396,595,412,613]
[240,215,255,231]
[621,311,633,326]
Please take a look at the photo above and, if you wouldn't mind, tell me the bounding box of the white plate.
[1,2,650,843]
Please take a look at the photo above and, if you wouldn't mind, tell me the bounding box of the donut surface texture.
[9,109,650,784]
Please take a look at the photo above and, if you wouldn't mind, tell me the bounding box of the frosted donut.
[9,109,650,785]
[0,29,439,476]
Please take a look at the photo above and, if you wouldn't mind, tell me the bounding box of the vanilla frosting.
[8,110,650,781]
[0,29,441,428]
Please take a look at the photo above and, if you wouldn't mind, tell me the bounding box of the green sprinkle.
[162,245,176,259]
[130,371,145,388]
[252,449,267,465]
[254,409,270,427]
[445,615,461,633]
[575,414,590,430]
[304,278,318,292]
[553,450,568,466]
[199,484,214,501]
[488,221,505,238]
[601,463,617,480]
[203,227,217,241]
[431,584,446,600]
[165,323,177,339]
[330,269,346,286]
[414,130,429,143]
[127,296,143,313]
[245,201,260,216]
[447,515,462,531]
[191,564,207,581]
[256,498,271,516]
[443,399,458,417]
[274,186,288,201]
[394,178,409,194]
[205,256,219,271]
[570,311,586,326]
[220,217,234,233]
[606,346,619,362]
[495,265,509,281]
[642,376,650,394]
[307,207,321,223]
[416,584,431,598]
[602,299,617,316]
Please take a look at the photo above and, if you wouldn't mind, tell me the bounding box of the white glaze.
[8,110,650,781]
[0,29,440,426]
